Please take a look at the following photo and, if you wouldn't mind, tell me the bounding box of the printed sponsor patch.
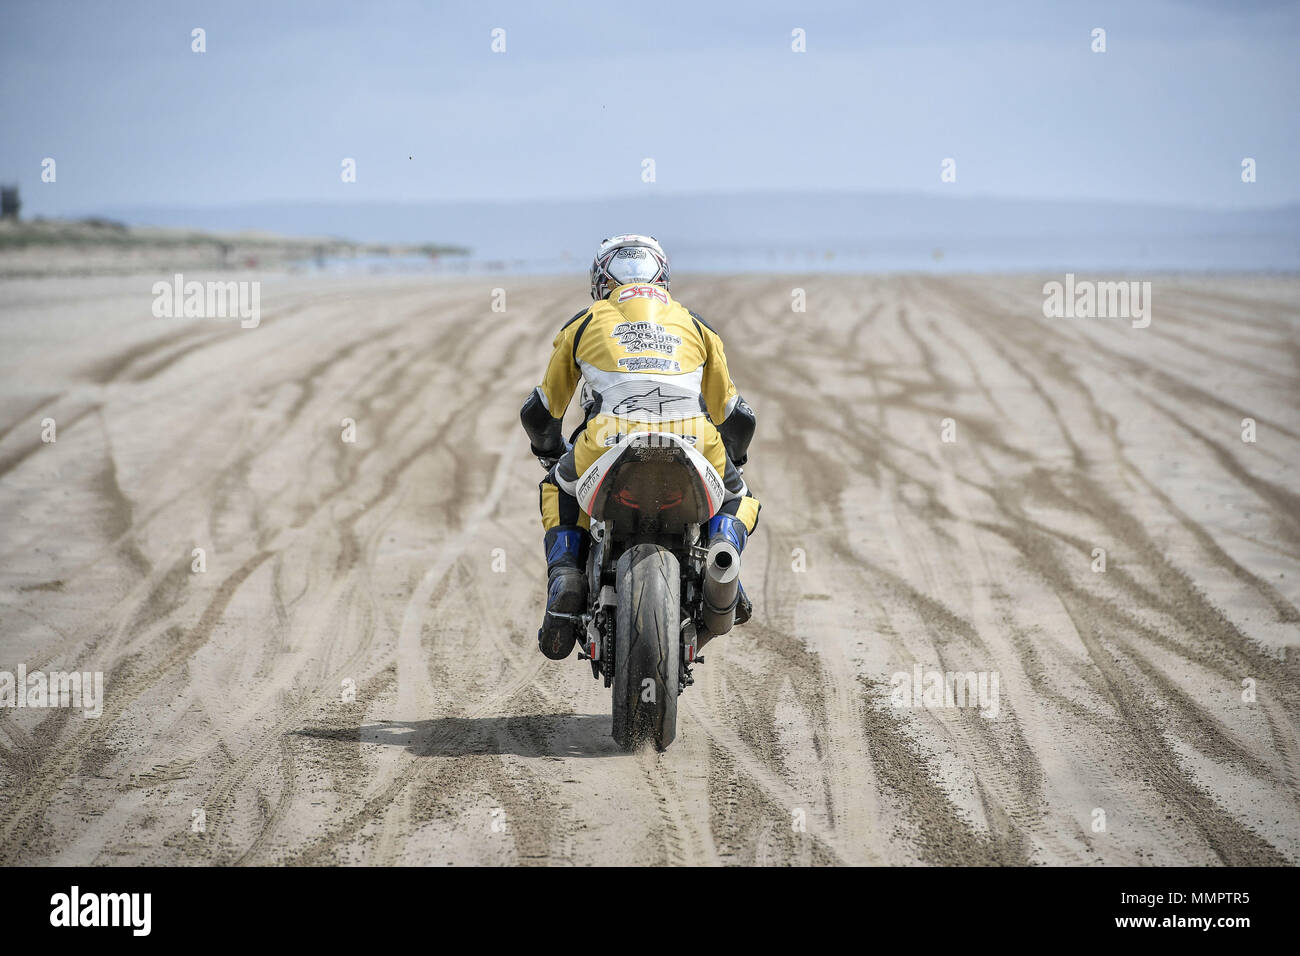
[618,356,681,372]
[616,285,669,305]
[705,467,723,503]
[610,319,680,354]
[602,433,697,446]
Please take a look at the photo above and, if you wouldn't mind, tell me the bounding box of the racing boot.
[537,526,588,660]
[706,513,752,626]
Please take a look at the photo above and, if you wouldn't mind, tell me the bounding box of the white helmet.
[589,234,670,300]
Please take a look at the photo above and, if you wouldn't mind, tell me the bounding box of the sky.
[2,0,1298,216]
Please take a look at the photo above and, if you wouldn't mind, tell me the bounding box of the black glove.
[535,440,572,472]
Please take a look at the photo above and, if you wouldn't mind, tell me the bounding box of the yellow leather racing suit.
[521,282,760,534]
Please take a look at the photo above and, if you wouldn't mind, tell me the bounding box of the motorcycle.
[563,430,742,751]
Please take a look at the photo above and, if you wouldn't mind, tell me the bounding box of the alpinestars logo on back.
[610,320,680,355]
[611,386,687,416]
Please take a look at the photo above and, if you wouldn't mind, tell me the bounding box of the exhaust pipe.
[701,539,741,638]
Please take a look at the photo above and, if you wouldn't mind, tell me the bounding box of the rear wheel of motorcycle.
[612,544,679,751]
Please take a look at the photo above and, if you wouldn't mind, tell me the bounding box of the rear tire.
[612,544,679,751]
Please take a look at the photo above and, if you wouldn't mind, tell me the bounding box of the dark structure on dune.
[0,185,19,220]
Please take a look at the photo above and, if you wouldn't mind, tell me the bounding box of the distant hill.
[83,192,1300,273]
[0,217,468,278]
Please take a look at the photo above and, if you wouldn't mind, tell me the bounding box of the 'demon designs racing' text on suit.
[521,281,761,534]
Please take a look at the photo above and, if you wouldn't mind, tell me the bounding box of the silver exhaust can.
[701,539,741,637]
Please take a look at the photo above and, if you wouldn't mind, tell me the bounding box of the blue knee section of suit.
[707,513,747,552]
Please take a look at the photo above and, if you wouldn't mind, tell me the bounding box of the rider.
[520,235,761,660]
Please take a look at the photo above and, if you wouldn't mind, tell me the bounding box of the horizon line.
[33,188,1300,219]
